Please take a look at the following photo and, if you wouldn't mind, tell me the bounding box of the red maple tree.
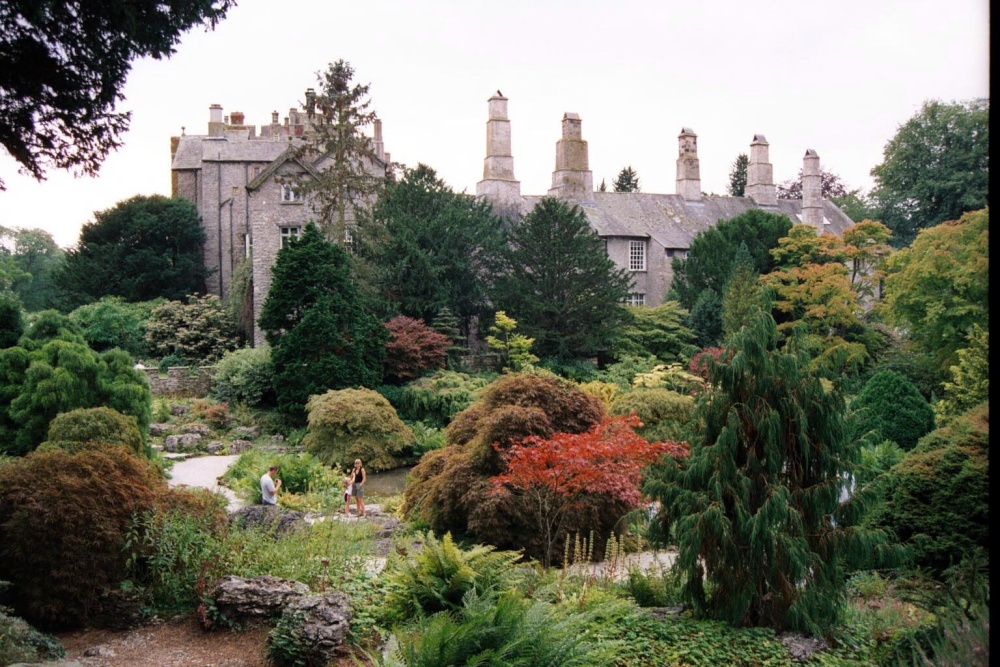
[491,415,688,567]
[384,315,452,382]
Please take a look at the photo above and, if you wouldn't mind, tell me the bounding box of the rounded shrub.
[42,406,146,457]
[850,370,935,449]
[611,388,695,442]
[0,447,167,627]
[211,346,275,407]
[303,387,414,471]
[397,370,491,428]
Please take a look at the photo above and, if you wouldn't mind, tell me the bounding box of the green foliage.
[492,197,632,360]
[855,440,905,489]
[613,165,640,192]
[381,531,526,624]
[881,209,989,371]
[221,447,343,505]
[68,296,161,358]
[671,209,793,310]
[226,258,254,345]
[259,222,387,418]
[646,312,901,632]
[267,608,310,667]
[870,99,989,246]
[610,388,695,442]
[409,422,447,456]
[145,294,239,364]
[42,406,146,457]
[304,387,414,471]
[211,346,275,407]
[721,243,763,340]
[0,609,65,665]
[357,164,505,332]
[614,302,697,363]
[485,310,538,371]
[631,363,704,394]
[621,564,685,607]
[850,371,935,450]
[728,153,748,196]
[0,447,167,626]
[397,371,490,428]
[0,291,24,348]
[873,404,989,573]
[55,195,209,307]
[0,334,151,455]
[598,354,660,391]
[936,324,988,424]
[688,288,723,347]
[0,227,64,312]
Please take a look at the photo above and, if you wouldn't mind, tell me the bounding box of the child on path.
[343,474,353,515]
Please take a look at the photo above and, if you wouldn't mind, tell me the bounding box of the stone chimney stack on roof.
[305,88,316,118]
[476,91,521,207]
[746,134,777,206]
[373,118,385,161]
[208,104,224,137]
[675,128,701,201]
[548,112,594,203]
[802,149,823,227]
[230,111,245,126]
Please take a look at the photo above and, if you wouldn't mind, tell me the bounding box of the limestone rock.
[83,645,116,657]
[273,593,353,667]
[233,425,261,439]
[211,575,310,623]
[170,403,189,416]
[206,441,224,455]
[779,633,828,663]
[179,433,202,448]
[229,439,252,454]
[271,434,285,443]
[163,435,181,452]
[230,504,305,535]
[182,423,211,436]
[149,423,171,436]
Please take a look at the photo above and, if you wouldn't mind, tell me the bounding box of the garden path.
[166,454,243,512]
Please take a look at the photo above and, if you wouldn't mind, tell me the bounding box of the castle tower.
[476,92,521,207]
[548,112,594,203]
[746,134,777,206]
[675,128,701,201]
[802,149,823,226]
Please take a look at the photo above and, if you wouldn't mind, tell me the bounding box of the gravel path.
[167,454,243,512]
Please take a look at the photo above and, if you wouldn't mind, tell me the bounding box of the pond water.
[364,465,414,498]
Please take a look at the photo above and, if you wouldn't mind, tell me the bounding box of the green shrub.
[68,296,161,358]
[621,564,685,608]
[42,406,146,457]
[212,346,275,407]
[303,388,414,471]
[221,448,342,504]
[410,421,446,456]
[598,355,660,391]
[874,404,989,573]
[0,609,65,665]
[0,291,25,349]
[397,371,490,428]
[850,370,935,450]
[610,388,695,442]
[537,357,599,382]
[0,447,167,626]
[145,295,240,364]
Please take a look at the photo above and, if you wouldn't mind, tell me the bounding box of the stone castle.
[171,91,852,343]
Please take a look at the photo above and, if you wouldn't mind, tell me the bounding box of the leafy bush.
[0,447,167,626]
[0,291,25,349]
[211,346,275,407]
[384,316,451,383]
[850,370,935,450]
[873,404,989,573]
[145,295,239,364]
[610,388,695,442]
[537,357,599,382]
[221,448,342,505]
[598,354,660,391]
[622,564,685,607]
[304,388,414,471]
[397,370,490,428]
[410,421,446,456]
[381,531,527,624]
[614,301,697,363]
[577,380,619,409]
[68,296,161,358]
[0,609,65,664]
[41,406,146,457]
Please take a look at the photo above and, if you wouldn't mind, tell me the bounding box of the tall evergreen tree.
[727,153,748,196]
[297,60,384,243]
[721,242,763,340]
[612,166,640,192]
[688,289,722,348]
[492,197,632,360]
[646,312,901,632]
[258,223,386,417]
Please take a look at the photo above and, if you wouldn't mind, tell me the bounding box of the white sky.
[0,0,990,248]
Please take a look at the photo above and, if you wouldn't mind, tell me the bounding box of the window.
[626,293,646,307]
[244,233,253,258]
[280,226,301,249]
[629,240,646,271]
[666,248,675,258]
[281,184,302,203]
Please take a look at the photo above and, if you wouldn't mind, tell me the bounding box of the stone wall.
[143,366,217,397]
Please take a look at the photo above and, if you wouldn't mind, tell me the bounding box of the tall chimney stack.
[548,112,594,203]
[675,128,701,201]
[476,91,521,207]
[802,149,823,226]
[373,119,385,161]
[746,134,777,206]
[208,104,224,137]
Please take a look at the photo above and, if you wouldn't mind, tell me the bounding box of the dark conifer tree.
[612,166,640,192]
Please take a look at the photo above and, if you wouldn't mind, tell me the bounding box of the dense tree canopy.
[612,166,640,192]
[492,197,632,360]
[357,164,504,332]
[259,223,387,417]
[870,98,989,246]
[0,226,63,311]
[0,0,233,190]
[55,195,208,308]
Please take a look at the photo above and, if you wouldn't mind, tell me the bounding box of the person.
[342,473,353,515]
[260,465,281,505]
[350,459,367,518]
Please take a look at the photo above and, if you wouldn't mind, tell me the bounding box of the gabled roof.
[246,145,322,191]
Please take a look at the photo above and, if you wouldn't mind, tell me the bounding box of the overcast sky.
[0,0,989,247]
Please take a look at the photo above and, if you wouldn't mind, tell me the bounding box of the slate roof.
[523,193,855,249]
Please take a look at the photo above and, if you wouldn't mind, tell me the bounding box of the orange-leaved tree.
[491,415,688,567]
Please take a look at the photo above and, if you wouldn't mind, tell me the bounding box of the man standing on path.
[261,465,281,505]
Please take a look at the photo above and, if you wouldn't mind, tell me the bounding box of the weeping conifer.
[646,312,903,633]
